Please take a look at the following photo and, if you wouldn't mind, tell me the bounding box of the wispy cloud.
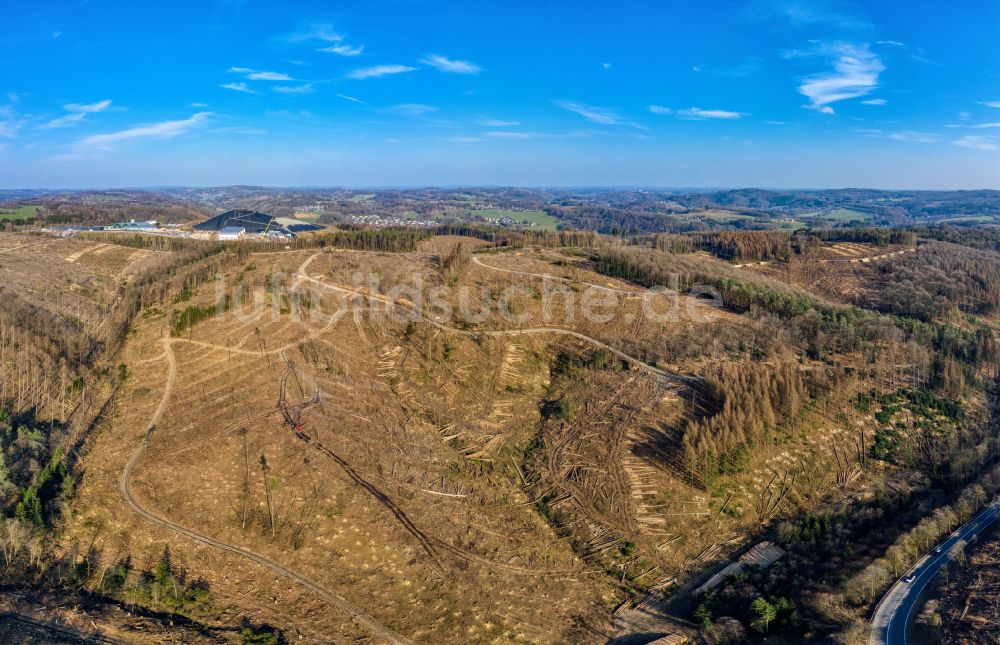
[678,107,744,120]
[39,99,112,129]
[346,64,416,80]
[856,128,940,143]
[980,101,1000,109]
[421,54,482,74]
[648,105,744,119]
[384,103,437,116]
[212,125,267,136]
[78,112,210,149]
[484,130,553,140]
[478,117,519,127]
[0,104,22,138]
[220,82,257,94]
[283,24,342,43]
[861,98,887,105]
[230,67,293,81]
[319,44,363,56]
[953,135,998,151]
[272,83,315,95]
[336,93,370,106]
[791,42,884,114]
[767,0,873,30]
[553,100,620,125]
[886,130,939,143]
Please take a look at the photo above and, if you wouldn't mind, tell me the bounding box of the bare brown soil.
[40,242,942,643]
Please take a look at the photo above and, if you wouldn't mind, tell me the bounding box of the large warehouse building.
[193,209,323,239]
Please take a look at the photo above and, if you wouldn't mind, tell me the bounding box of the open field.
[812,207,873,223]
[472,209,559,230]
[0,205,41,220]
[934,215,996,224]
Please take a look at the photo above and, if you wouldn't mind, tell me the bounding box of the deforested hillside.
[872,240,1000,320]
[0,225,997,644]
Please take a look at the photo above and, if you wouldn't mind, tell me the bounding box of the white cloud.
[677,107,744,120]
[886,130,939,143]
[65,99,113,113]
[776,1,871,29]
[272,83,315,95]
[971,122,1000,129]
[793,42,884,114]
[319,44,363,56]
[40,99,113,129]
[602,62,612,69]
[484,131,551,140]
[346,64,416,80]
[190,102,209,108]
[40,114,87,129]
[479,117,519,127]
[220,82,256,94]
[421,54,481,74]
[0,104,22,138]
[862,98,887,105]
[953,135,998,151]
[857,128,940,143]
[78,112,210,149]
[980,101,1000,109]
[230,67,293,81]
[336,93,369,106]
[649,105,744,119]
[553,100,620,125]
[385,103,437,116]
[284,24,342,43]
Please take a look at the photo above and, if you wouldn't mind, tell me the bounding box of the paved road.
[870,499,1000,645]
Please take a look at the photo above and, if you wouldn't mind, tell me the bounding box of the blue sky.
[2,0,999,188]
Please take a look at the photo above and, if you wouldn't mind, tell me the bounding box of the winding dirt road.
[119,339,416,645]
[470,253,646,295]
[116,249,703,644]
[298,253,697,385]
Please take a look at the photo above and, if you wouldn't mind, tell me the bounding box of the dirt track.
[119,340,417,645]
[298,252,698,385]
[115,250,703,644]
[471,253,646,295]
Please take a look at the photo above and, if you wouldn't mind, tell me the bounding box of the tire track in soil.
[119,340,417,645]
